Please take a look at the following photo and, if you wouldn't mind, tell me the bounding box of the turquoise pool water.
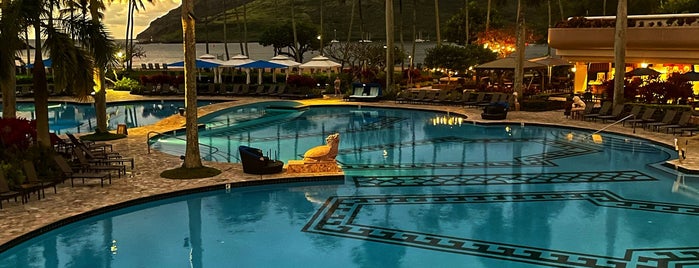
[2,102,699,267]
[1,100,218,134]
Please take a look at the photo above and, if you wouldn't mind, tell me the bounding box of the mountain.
[136,0,466,43]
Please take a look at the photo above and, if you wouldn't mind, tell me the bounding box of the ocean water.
[15,41,551,67]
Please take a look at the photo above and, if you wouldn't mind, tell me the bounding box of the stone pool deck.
[1,91,698,248]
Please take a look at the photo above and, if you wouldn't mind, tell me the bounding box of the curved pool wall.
[3,103,698,267]
[1,100,220,134]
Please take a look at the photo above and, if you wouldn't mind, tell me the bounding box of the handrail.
[593,114,635,135]
[146,131,230,161]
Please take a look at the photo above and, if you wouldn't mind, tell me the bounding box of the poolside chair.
[408,90,426,104]
[154,63,161,70]
[148,63,154,70]
[73,148,126,178]
[238,84,250,96]
[162,63,168,70]
[395,90,410,104]
[141,63,148,70]
[262,85,277,96]
[0,171,26,209]
[77,146,135,170]
[238,146,284,175]
[596,104,626,122]
[269,84,286,97]
[66,133,113,152]
[54,155,112,187]
[464,92,486,107]
[583,102,612,121]
[21,160,59,200]
[645,109,678,131]
[250,85,266,96]
[658,111,692,133]
[624,107,655,127]
[430,90,451,105]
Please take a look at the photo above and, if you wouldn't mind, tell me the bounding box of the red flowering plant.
[0,117,36,152]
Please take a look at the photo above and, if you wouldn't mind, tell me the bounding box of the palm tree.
[386,0,394,92]
[434,0,441,46]
[486,0,491,33]
[182,0,203,168]
[613,0,627,110]
[0,0,24,118]
[513,0,525,100]
[86,0,118,134]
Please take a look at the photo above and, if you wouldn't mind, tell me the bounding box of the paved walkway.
[1,90,697,248]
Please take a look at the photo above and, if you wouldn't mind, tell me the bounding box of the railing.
[146,131,238,162]
[593,114,636,135]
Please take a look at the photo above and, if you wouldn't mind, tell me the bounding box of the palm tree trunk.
[243,2,248,56]
[182,0,203,168]
[486,0,491,33]
[0,0,18,118]
[89,0,108,133]
[33,18,50,146]
[204,0,210,54]
[319,0,324,55]
[434,0,440,46]
[386,0,394,92]
[410,0,416,78]
[236,6,243,54]
[290,0,299,62]
[464,0,469,44]
[223,0,229,60]
[558,0,564,21]
[513,0,525,101]
[398,0,404,70]
[613,0,627,110]
[125,0,132,70]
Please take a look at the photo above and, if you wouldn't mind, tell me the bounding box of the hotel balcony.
[548,14,699,64]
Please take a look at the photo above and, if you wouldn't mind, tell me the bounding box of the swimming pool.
[2,102,699,267]
[1,100,219,134]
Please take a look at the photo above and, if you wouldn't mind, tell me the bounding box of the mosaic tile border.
[352,170,657,187]
[303,191,699,267]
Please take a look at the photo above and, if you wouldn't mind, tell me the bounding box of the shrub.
[113,77,142,91]
[287,74,316,89]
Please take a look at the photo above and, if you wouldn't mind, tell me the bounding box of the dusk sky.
[103,0,181,39]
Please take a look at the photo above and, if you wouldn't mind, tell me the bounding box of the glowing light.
[592,134,603,144]
[571,67,577,73]
[566,133,574,141]
[641,62,648,68]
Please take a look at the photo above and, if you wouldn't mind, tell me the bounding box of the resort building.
[548,13,699,95]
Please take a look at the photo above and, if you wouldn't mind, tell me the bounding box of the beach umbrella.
[530,56,572,89]
[221,54,255,83]
[299,55,341,73]
[270,55,302,80]
[625,67,661,77]
[679,71,699,81]
[168,59,221,69]
[26,59,52,68]
[236,60,288,84]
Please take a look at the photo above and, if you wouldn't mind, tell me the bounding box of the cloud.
[104,0,181,39]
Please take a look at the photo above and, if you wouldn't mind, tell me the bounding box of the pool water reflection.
[2,100,218,134]
[2,102,698,267]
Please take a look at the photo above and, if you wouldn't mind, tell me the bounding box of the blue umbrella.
[236,60,287,69]
[26,59,52,68]
[236,60,288,84]
[168,59,221,69]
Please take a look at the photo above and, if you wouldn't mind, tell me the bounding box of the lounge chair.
[54,155,112,187]
[0,171,26,209]
[77,146,135,169]
[624,107,655,127]
[21,160,59,200]
[583,102,612,121]
[596,104,626,122]
[73,148,126,178]
[464,92,486,107]
[348,83,382,101]
[269,84,286,97]
[658,111,692,133]
[238,146,284,175]
[66,133,113,152]
[408,90,426,104]
[645,109,678,131]
[430,90,451,105]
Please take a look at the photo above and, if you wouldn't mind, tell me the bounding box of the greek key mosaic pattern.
[352,170,657,187]
[339,137,600,169]
[303,191,699,267]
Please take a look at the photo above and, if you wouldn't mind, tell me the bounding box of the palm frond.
[44,27,95,99]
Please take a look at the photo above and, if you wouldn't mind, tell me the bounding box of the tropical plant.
[113,77,142,91]
[423,44,497,74]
